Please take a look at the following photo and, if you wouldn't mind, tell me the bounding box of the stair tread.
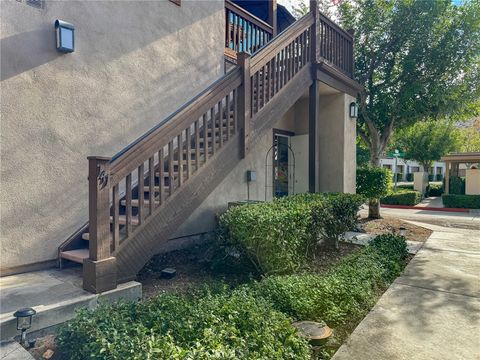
[60,248,89,263]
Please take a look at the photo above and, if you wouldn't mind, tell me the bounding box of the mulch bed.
[358,215,432,243]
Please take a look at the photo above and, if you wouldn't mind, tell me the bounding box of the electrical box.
[247,170,256,182]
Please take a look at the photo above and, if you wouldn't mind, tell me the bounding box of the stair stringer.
[114,63,314,282]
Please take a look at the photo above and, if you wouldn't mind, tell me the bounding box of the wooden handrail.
[250,12,314,74]
[225,0,273,34]
[318,11,353,41]
[109,68,242,183]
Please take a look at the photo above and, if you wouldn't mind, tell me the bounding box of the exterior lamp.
[13,308,36,347]
[349,102,358,119]
[55,20,75,53]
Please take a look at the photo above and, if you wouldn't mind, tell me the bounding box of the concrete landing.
[0,268,141,340]
[333,226,480,360]
[0,341,34,360]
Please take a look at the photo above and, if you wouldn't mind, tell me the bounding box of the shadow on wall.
[0,28,60,81]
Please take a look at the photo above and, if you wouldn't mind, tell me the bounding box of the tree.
[393,119,460,171]
[338,0,480,165]
[357,167,392,218]
[457,117,480,152]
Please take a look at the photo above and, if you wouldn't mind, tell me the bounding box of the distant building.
[379,157,446,181]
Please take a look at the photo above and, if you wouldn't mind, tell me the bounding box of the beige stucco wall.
[317,89,356,193]
[465,169,480,195]
[0,0,224,270]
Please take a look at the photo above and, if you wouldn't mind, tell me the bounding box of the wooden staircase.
[59,8,356,293]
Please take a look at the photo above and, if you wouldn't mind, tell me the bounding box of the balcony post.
[83,156,116,294]
[237,52,251,158]
[268,0,277,36]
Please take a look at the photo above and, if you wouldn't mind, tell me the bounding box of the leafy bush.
[442,194,480,209]
[216,193,363,275]
[427,183,444,197]
[381,190,422,205]
[397,184,414,190]
[357,166,392,218]
[310,193,364,250]
[436,174,443,181]
[406,173,414,182]
[428,174,434,181]
[356,167,392,199]
[393,173,403,182]
[58,287,310,360]
[449,176,465,195]
[256,235,408,326]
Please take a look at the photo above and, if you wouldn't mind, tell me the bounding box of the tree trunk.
[368,198,381,219]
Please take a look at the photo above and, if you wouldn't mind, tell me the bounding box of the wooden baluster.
[186,126,191,179]
[159,149,165,204]
[112,184,120,252]
[177,133,183,187]
[233,14,237,51]
[148,156,155,213]
[227,9,231,48]
[262,64,267,108]
[283,47,288,85]
[237,52,251,158]
[218,100,223,147]
[255,71,260,113]
[204,113,210,160]
[225,94,230,141]
[84,156,116,293]
[168,141,174,194]
[209,110,215,156]
[194,120,200,170]
[125,173,132,236]
[137,163,144,224]
[232,88,237,135]
[266,60,271,103]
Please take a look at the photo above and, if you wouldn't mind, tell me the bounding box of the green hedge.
[442,194,480,209]
[58,287,310,360]
[428,183,444,197]
[449,176,465,195]
[397,184,414,190]
[381,190,422,205]
[356,167,392,199]
[256,234,408,326]
[215,193,364,275]
[406,173,414,182]
[428,174,434,181]
[436,174,443,181]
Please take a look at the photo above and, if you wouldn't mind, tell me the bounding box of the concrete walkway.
[414,196,443,208]
[333,224,480,360]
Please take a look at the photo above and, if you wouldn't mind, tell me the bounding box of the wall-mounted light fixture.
[55,20,75,53]
[13,308,36,347]
[349,102,358,119]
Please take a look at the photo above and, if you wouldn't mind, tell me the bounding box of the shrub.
[397,184,414,190]
[393,173,403,182]
[357,167,392,218]
[406,173,414,182]
[381,190,422,205]
[428,174,434,181]
[449,176,465,195]
[216,193,363,275]
[256,235,408,326]
[428,183,444,197]
[310,193,364,249]
[442,194,480,209]
[58,287,311,360]
[436,174,443,181]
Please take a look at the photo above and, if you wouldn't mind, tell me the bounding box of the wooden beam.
[308,81,319,193]
[268,0,277,36]
[237,52,251,158]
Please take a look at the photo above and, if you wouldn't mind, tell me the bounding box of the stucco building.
[1,0,361,293]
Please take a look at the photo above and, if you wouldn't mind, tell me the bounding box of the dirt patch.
[28,335,62,360]
[359,215,432,242]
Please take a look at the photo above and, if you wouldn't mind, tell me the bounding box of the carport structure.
[441,152,480,194]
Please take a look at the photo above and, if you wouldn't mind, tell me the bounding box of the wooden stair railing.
[61,8,355,293]
[225,0,273,61]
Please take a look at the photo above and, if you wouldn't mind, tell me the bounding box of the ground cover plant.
[442,194,480,209]
[57,234,409,360]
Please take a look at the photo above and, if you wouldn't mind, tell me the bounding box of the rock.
[42,349,54,359]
